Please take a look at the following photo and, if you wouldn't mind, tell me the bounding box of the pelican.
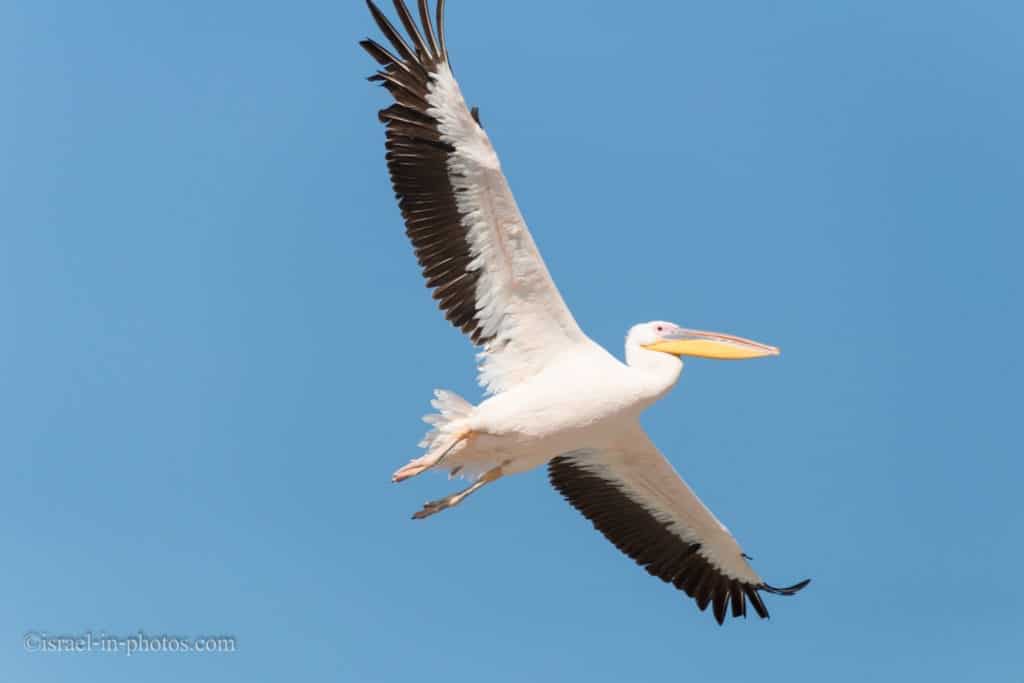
[361,0,810,624]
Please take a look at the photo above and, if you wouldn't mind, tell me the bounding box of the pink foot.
[392,459,431,483]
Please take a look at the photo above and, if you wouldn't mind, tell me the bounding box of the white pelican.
[362,0,810,624]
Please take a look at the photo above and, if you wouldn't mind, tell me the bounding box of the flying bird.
[361,0,809,625]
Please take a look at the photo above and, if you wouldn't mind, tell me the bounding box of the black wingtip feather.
[745,585,770,619]
[436,0,448,61]
[729,583,745,618]
[417,0,440,56]
[360,39,392,66]
[712,587,728,625]
[360,38,415,79]
[392,0,431,59]
[761,578,811,596]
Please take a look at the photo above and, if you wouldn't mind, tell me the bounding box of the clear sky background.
[2,1,1022,681]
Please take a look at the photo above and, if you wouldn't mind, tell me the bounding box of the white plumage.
[362,0,808,624]
[427,61,587,394]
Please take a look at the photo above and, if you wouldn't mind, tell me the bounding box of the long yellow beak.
[643,329,780,360]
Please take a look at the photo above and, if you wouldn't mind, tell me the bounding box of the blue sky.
[2,0,1022,681]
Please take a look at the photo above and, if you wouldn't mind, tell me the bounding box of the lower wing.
[548,425,809,624]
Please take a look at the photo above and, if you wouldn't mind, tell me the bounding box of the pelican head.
[630,321,780,360]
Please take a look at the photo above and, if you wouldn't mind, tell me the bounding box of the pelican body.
[419,324,777,480]
[362,0,809,625]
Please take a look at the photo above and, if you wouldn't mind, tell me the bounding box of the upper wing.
[361,0,589,394]
[548,425,809,624]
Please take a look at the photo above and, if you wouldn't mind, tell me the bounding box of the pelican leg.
[412,466,504,520]
[393,430,474,483]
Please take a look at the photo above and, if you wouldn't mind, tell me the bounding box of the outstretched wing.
[361,0,589,394]
[548,426,809,625]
